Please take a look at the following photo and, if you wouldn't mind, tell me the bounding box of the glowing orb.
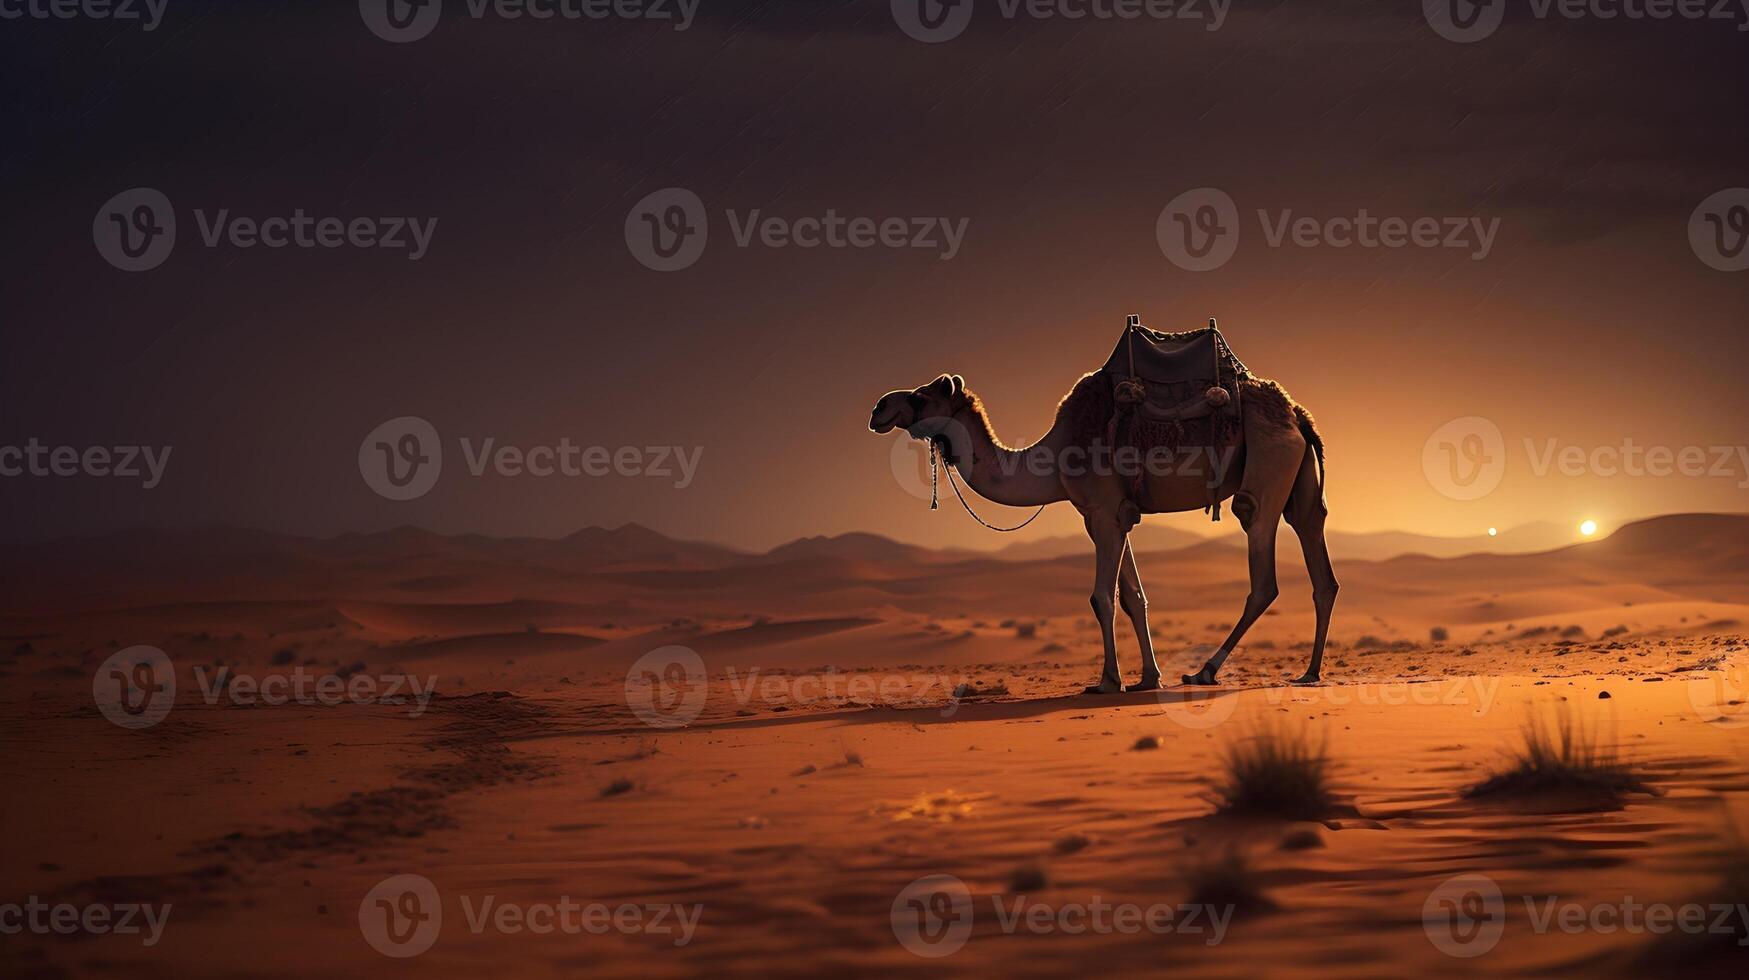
[1487,527,1498,537]
[1580,519,1598,537]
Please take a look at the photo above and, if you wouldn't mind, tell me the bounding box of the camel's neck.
[938,391,1072,508]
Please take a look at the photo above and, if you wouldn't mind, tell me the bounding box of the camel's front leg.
[1082,512,1127,694]
[1118,543,1163,691]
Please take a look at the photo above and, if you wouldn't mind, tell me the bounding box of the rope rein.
[929,440,1047,533]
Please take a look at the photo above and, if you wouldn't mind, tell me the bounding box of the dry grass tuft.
[1210,723,1335,820]
[1637,826,1749,966]
[1182,848,1275,916]
[1464,707,1651,805]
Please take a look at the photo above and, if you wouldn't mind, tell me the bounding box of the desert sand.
[3,514,1748,975]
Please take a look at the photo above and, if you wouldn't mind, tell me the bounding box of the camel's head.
[868,374,964,438]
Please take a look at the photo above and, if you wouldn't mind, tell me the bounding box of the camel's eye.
[906,393,925,411]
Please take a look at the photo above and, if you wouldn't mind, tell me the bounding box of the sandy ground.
[4,515,1749,976]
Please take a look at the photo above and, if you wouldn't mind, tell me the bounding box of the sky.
[2,0,1746,552]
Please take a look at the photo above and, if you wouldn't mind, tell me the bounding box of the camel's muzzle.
[869,395,905,433]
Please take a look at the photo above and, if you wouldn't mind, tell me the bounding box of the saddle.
[1101,314,1250,520]
[1101,314,1246,422]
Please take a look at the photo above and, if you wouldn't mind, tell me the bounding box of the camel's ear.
[950,375,964,398]
[928,375,955,398]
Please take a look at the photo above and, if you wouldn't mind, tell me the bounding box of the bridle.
[928,439,1046,533]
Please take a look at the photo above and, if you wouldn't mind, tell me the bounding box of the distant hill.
[759,532,967,565]
[1324,521,1576,561]
[994,524,1210,561]
[982,520,1578,563]
[5,514,1745,614]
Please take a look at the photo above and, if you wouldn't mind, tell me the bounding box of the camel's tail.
[1293,404,1325,477]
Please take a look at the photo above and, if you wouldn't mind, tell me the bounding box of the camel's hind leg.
[1182,435,1300,686]
[1118,543,1163,691]
[1285,447,1338,684]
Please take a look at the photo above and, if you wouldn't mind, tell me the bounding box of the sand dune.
[4,514,1749,976]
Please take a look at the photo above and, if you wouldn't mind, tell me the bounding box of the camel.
[868,367,1337,693]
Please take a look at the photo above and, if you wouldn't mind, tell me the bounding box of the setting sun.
[1580,519,1599,537]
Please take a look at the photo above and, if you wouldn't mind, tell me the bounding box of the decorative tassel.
[929,440,939,510]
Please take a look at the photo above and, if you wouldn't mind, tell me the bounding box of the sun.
[1487,527,1498,537]
[1580,519,1598,537]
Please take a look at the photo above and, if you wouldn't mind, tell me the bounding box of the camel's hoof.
[1289,673,1321,686]
[1083,679,1125,695]
[1126,676,1164,693]
[1180,667,1219,687]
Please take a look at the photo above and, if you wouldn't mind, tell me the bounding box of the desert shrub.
[1636,828,1749,966]
[1182,848,1275,915]
[1430,626,1449,643]
[1210,723,1335,820]
[1465,707,1650,803]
